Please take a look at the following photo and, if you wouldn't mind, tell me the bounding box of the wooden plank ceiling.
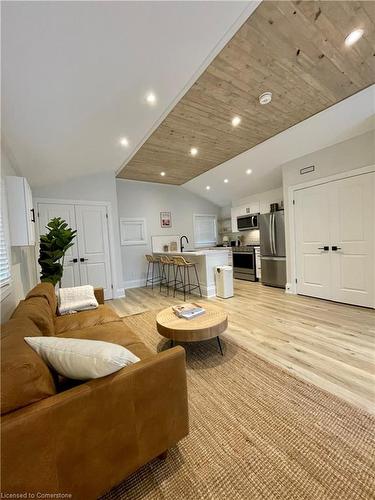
[117,0,375,185]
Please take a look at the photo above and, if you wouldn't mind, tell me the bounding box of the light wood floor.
[108,280,375,413]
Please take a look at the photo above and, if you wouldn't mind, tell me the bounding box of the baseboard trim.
[202,284,216,298]
[124,279,146,290]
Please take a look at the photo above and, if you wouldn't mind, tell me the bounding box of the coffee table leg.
[217,336,223,356]
[170,339,174,348]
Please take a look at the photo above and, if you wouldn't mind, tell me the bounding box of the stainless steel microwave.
[237,213,259,231]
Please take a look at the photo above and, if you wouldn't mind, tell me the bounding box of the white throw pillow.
[24,337,140,380]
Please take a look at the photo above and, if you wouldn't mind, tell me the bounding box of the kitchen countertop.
[153,249,231,257]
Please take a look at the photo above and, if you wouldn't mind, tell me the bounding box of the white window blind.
[0,194,11,289]
[193,214,217,247]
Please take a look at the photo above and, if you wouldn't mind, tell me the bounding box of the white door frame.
[287,164,375,307]
[34,197,123,299]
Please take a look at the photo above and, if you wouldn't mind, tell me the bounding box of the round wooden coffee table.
[156,303,228,355]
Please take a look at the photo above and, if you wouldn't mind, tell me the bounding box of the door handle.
[271,213,276,255]
[318,246,329,251]
[268,214,273,255]
[30,208,35,223]
[331,246,342,251]
[80,258,88,262]
[69,258,78,263]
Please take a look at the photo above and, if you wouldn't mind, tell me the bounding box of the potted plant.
[38,217,77,287]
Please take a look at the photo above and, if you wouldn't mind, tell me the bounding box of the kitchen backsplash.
[241,229,260,245]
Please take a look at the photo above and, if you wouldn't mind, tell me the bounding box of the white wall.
[1,149,37,322]
[33,172,124,297]
[282,130,375,288]
[282,130,375,191]
[116,179,220,288]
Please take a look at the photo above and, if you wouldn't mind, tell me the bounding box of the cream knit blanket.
[58,285,98,315]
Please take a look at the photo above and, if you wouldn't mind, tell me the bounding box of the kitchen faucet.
[180,235,189,253]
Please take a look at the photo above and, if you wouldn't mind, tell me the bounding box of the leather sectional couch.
[1,283,189,499]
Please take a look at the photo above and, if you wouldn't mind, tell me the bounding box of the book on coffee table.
[172,303,205,320]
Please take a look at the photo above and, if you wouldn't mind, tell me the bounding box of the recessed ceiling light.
[146,92,157,105]
[246,169,252,175]
[190,147,198,156]
[231,116,241,127]
[224,178,229,183]
[120,137,129,147]
[345,28,364,46]
[160,171,166,177]
[259,92,272,105]
[206,185,211,191]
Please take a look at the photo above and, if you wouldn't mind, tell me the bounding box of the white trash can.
[215,266,234,298]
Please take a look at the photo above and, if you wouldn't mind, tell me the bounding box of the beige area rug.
[102,310,375,500]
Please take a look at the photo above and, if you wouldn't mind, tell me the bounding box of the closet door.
[38,203,81,287]
[294,172,374,307]
[75,205,113,299]
[295,183,332,300]
[330,173,374,307]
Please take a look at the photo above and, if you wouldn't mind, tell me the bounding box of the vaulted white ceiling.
[184,86,375,206]
[1,0,256,187]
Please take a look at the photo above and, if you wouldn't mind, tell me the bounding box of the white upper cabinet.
[240,202,260,215]
[6,176,36,246]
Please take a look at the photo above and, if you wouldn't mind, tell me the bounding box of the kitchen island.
[153,249,231,298]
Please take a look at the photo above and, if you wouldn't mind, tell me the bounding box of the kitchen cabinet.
[254,246,261,279]
[240,202,260,215]
[227,250,233,266]
[6,176,35,246]
[153,249,231,298]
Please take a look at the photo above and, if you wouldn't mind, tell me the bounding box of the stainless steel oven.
[232,246,256,281]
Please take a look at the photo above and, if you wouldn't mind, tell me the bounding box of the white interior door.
[330,173,374,307]
[294,172,374,307]
[295,183,332,300]
[38,203,80,287]
[75,205,112,299]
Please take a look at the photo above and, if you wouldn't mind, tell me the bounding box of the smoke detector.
[259,92,272,105]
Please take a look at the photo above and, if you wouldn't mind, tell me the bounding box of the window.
[193,214,217,248]
[0,179,11,298]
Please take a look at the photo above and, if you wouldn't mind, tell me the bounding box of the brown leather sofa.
[1,283,189,499]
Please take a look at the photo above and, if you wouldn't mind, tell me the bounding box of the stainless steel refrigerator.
[259,210,286,288]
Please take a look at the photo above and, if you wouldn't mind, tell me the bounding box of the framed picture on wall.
[160,211,172,228]
[120,218,147,245]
